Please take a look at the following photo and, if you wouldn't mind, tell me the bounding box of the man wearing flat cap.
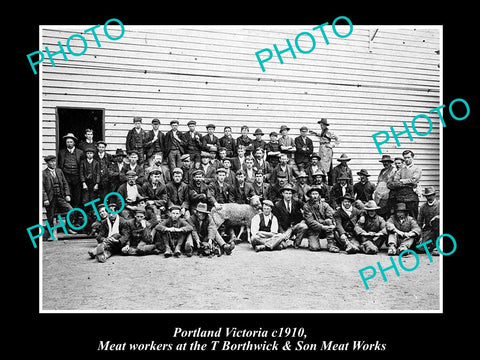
[116,170,146,219]
[154,205,194,257]
[122,207,158,256]
[201,123,220,154]
[188,169,217,213]
[265,131,282,168]
[185,120,203,166]
[144,118,165,168]
[42,154,76,235]
[166,167,190,219]
[119,150,145,185]
[126,116,146,165]
[218,126,236,158]
[236,125,254,156]
[142,167,168,221]
[164,119,185,172]
[294,126,314,171]
[209,167,234,205]
[57,133,84,216]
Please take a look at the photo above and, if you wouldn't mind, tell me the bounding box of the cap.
[133,116,142,123]
[151,118,160,125]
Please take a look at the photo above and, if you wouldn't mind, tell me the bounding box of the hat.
[96,140,107,147]
[262,199,274,208]
[312,169,327,178]
[379,154,393,163]
[147,167,162,176]
[134,206,146,215]
[195,202,210,213]
[338,193,356,203]
[216,167,227,174]
[125,170,137,177]
[394,203,408,212]
[62,133,78,142]
[200,151,211,158]
[169,205,182,212]
[423,186,436,196]
[297,171,308,178]
[269,131,278,137]
[187,120,196,126]
[299,126,308,132]
[337,153,351,162]
[134,196,148,204]
[222,157,232,163]
[44,154,56,162]
[172,167,184,175]
[192,169,205,177]
[254,128,264,136]
[317,118,329,126]
[276,171,287,178]
[84,145,96,154]
[151,118,160,125]
[133,116,142,123]
[180,154,191,161]
[206,124,216,129]
[364,200,381,211]
[280,184,296,193]
[357,169,370,177]
[337,174,350,181]
[306,185,322,197]
[310,153,321,160]
[115,148,127,157]
[255,169,264,176]
[170,119,179,125]
[279,125,290,132]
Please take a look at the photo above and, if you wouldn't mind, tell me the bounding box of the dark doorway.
[56,107,105,150]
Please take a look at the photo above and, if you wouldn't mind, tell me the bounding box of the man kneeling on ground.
[187,202,235,257]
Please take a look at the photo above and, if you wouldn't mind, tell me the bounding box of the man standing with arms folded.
[143,118,165,168]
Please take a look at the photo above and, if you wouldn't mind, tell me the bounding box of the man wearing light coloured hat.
[330,153,353,186]
[416,186,440,256]
[385,202,421,256]
[354,200,388,254]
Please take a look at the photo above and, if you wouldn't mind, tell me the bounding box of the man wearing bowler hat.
[126,116,146,164]
[333,194,361,254]
[294,126,314,171]
[57,133,84,214]
[310,118,339,184]
[108,148,128,192]
[354,200,388,254]
[385,202,421,255]
[188,202,235,257]
[417,186,440,256]
[144,118,165,168]
[353,169,376,204]
[42,154,76,235]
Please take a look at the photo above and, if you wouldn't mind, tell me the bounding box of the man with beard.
[354,200,388,254]
[303,185,337,252]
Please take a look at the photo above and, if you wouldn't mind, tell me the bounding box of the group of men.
[42,117,440,262]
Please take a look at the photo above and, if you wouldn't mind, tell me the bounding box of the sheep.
[210,195,262,244]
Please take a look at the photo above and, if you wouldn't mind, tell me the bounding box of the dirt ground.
[41,238,440,311]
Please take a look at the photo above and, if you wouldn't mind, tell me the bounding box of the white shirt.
[126,183,139,202]
[107,215,120,237]
[250,213,279,236]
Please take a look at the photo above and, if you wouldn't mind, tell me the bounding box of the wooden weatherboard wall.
[41,25,441,193]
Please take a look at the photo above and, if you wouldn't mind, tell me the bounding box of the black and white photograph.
[38,24,442,312]
[17,4,476,358]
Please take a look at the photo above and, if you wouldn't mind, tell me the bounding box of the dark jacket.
[166,181,190,210]
[143,129,165,158]
[294,135,314,165]
[303,200,335,232]
[126,128,146,153]
[96,215,131,245]
[187,213,217,242]
[141,182,168,209]
[273,198,304,232]
[57,147,84,175]
[119,164,145,185]
[208,181,234,204]
[251,181,271,201]
[184,131,203,154]
[79,158,101,185]
[201,134,220,151]
[164,130,185,156]
[218,135,236,157]
[42,168,70,203]
[231,182,255,204]
[334,206,362,236]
